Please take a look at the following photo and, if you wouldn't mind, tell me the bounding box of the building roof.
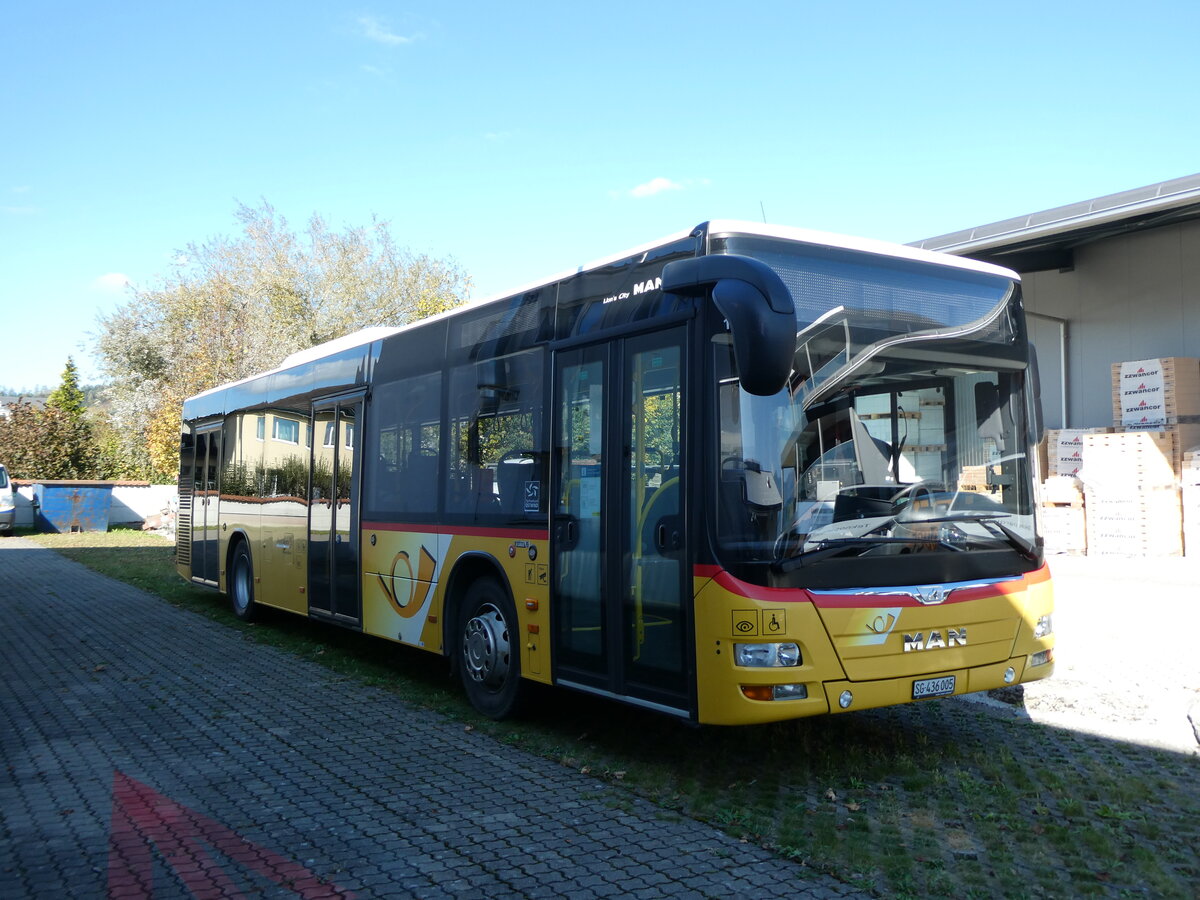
[0,395,47,410]
[910,173,1200,272]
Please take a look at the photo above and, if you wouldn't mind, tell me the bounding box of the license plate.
[913,675,956,699]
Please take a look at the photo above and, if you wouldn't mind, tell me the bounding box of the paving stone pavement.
[0,536,868,900]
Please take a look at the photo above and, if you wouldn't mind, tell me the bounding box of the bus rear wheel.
[457,578,523,719]
[230,541,258,622]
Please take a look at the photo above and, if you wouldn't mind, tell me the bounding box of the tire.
[457,578,523,719]
[229,540,258,622]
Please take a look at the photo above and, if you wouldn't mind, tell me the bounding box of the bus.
[177,221,1054,725]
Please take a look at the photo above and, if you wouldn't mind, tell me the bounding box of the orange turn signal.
[740,685,774,702]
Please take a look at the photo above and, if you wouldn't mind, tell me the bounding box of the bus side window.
[365,373,441,517]
[448,348,547,523]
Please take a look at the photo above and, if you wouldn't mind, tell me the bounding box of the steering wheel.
[891,481,937,515]
[498,448,535,465]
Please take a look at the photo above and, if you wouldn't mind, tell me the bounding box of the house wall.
[1020,219,1200,428]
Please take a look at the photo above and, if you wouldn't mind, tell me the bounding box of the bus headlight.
[1033,614,1053,639]
[734,642,801,667]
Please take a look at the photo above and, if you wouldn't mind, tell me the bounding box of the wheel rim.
[462,602,510,689]
[233,555,250,611]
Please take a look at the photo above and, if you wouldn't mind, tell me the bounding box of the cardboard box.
[1041,476,1083,506]
[1111,357,1200,427]
[1041,505,1086,555]
[1183,445,1200,557]
[1080,430,1176,491]
[1112,423,1200,474]
[1084,486,1182,557]
[1046,428,1111,476]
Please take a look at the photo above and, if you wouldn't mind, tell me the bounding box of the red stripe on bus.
[362,521,550,541]
[709,568,815,603]
[695,563,1050,607]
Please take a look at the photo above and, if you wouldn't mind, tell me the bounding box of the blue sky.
[3,1,1198,392]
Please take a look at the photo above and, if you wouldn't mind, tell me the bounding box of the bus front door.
[552,327,691,716]
[308,396,363,626]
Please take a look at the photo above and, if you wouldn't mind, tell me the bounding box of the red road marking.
[107,770,354,898]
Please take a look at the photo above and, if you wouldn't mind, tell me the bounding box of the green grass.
[21,528,1200,898]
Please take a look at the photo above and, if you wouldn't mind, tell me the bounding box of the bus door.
[190,425,222,585]
[552,327,691,715]
[308,395,363,625]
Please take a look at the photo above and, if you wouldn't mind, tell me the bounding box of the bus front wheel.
[457,578,522,719]
[230,541,258,622]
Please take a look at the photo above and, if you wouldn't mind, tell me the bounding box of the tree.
[4,361,85,479]
[0,403,96,481]
[95,201,471,481]
[46,357,87,421]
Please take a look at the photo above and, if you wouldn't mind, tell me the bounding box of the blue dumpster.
[32,481,115,533]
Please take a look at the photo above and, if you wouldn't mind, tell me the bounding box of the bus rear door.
[308,395,364,626]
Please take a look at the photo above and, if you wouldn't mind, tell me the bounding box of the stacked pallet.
[957,464,990,495]
[1111,357,1200,428]
[1045,427,1111,477]
[1111,357,1200,473]
[1184,446,1200,558]
[1040,475,1086,555]
[1081,430,1181,557]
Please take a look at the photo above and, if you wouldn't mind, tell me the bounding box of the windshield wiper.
[978,517,1039,562]
[896,510,1039,562]
[895,510,1009,525]
[774,535,965,572]
[774,510,1038,572]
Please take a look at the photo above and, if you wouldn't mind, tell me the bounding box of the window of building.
[272,417,300,444]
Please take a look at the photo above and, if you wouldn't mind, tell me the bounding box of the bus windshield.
[712,241,1039,589]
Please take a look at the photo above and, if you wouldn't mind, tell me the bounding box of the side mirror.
[661,254,795,396]
[974,382,1004,444]
[1028,343,1045,444]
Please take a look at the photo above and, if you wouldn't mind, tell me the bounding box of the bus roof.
[183,220,1019,411]
[462,220,1018,312]
[701,220,1020,281]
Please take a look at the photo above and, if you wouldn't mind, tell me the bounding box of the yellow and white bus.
[177,221,1054,725]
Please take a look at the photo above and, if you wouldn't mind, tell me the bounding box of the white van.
[0,464,14,532]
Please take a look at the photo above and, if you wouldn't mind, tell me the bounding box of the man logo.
[903,628,967,652]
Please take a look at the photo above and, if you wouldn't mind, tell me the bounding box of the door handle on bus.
[554,515,579,551]
[654,515,683,554]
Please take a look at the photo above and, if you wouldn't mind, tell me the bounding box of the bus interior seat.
[497,454,534,516]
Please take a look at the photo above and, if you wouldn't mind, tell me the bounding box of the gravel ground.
[965,554,1200,756]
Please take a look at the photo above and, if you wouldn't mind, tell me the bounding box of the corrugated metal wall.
[1020,219,1200,429]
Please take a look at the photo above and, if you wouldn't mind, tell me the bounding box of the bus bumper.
[822,652,1055,715]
